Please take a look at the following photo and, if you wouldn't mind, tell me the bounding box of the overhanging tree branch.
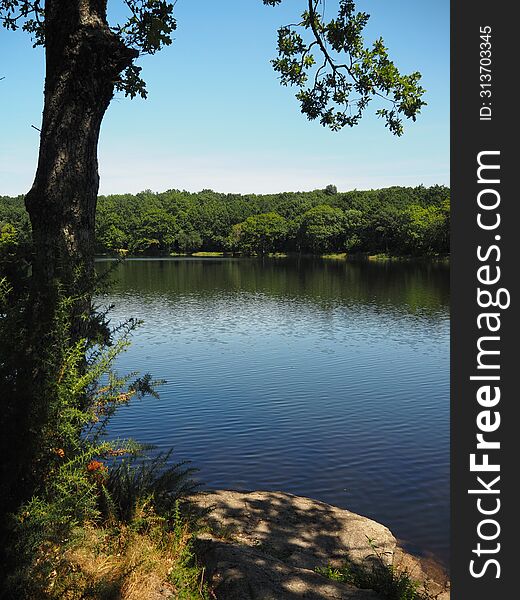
[265,0,426,135]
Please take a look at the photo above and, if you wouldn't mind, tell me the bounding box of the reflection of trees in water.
[97,258,449,317]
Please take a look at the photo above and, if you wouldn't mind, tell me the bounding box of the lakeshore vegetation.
[1,185,450,258]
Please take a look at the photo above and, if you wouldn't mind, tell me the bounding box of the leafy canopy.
[2,0,425,133]
[1,186,451,257]
[264,0,426,135]
[0,0,177,98]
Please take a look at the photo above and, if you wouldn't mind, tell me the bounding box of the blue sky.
[0,1,449,196]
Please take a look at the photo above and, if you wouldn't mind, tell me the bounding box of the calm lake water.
[98,257,450,566]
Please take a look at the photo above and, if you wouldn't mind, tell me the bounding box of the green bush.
[101,452,199,525]
[316,538,434,600]
[0,287,208,598]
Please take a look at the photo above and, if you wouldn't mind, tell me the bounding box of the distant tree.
[229,212,288,255]
[98,224,128,253]
[0,222,18,252]
[325,184,338,195]
[343,208,364,251]
[405,199,450,255]
[299,204,346,253]
[363,204,409,254]
[174,229,203,254]
[130,207,177,254]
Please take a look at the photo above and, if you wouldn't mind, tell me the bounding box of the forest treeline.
[0,185,450,257]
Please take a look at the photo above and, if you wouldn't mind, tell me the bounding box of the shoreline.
[95,252,450,262]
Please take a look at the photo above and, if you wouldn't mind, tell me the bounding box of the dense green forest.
[1,185,450,258]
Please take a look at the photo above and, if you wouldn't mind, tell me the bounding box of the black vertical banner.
[451,2,517,599]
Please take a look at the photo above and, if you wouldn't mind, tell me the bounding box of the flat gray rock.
[191,490,450,600]
[195,537,382,600]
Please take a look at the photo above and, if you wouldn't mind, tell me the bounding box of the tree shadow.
[193,490,397,599]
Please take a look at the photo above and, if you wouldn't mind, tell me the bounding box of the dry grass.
[39,506,209,600]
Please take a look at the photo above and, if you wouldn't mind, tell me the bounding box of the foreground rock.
[196,537,380,600]
[191,490,450,600]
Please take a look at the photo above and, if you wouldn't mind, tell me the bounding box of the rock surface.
[191,490,450,600]
[196,537,381,600]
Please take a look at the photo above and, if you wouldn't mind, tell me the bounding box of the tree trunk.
[1,1,137,514]
[25,0,137,333]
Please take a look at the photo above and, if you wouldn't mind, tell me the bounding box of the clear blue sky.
[0,0,449,196]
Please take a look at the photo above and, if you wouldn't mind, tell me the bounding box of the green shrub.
[1,292,208,599]
[316,538,433,600]
[101,452,200,525]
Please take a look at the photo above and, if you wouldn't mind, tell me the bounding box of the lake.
[98,257,450,566]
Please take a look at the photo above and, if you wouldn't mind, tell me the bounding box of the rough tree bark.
[25,0,137,331]
[2,0,138,513]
